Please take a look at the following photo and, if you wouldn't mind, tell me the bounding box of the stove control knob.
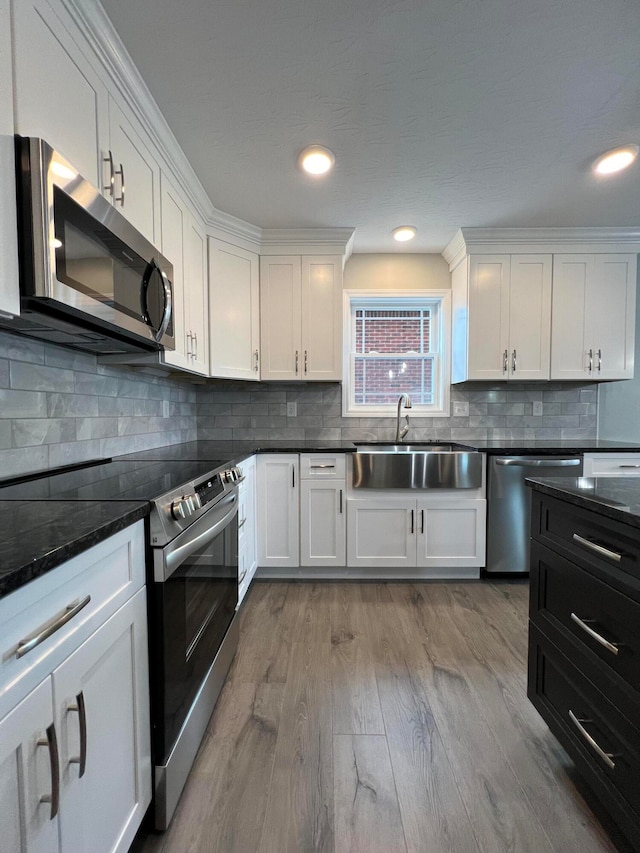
[192,492,202,510]
[170,498,187,520]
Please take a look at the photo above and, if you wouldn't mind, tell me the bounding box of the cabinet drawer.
[583,453,640,477]
[531,541,640,696]
[528,625,640,843]
[0,522,145,718]
[300,453,346,479]
[532,493,640,585]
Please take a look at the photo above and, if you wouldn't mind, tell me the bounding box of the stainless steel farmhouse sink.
[353,443,483,489]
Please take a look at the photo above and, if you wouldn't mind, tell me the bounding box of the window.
[342,290,450,416]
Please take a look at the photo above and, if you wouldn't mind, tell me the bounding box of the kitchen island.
[526,475,640,851]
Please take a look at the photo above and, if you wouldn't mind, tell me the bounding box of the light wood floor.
[133,581,631,853]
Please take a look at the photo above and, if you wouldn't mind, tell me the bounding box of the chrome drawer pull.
[239,568,247,584]
[568,710,616,770]
[618,465,640,469]
[238,517,247,529]
[572,534,622,564]
[570,613,620,656]
[310,464,335,469]
[67,691,88,777]
[16,596,91,659]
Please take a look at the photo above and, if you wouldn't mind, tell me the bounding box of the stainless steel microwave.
[3,137,174,354]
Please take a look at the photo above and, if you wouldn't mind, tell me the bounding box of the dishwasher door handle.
[495,458,582,467]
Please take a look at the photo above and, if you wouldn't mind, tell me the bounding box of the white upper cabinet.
[160,177,189,371]
[0,0,19,318]
[453,254,551,382]
[260,255,342,381]
[260,257,302,380]
[11,0,109,188]
[301,256,343,380]
[209,238,260,380]
[105,98,160,246]
[184,213,209,375]
[551,253,636,380]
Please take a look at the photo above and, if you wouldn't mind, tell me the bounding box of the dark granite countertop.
[467,439,640,454]
[116,438,640,464]
[0,500,150,598]
[526,476,640,529]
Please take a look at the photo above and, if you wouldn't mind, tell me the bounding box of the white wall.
[598,275,640,440]
[344,253,450,290]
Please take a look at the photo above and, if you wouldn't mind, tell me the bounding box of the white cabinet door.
[209,239,260,380]
[550,254,591,380]
[260,257,302,380]
[551,254,637,381]
[300,481,346,567]
[0,0,19,318]
[184,214,209,376]
[160,177,189,370]
[53,589,151,853]
[588,255,636,380]
[257,455,299,568]
[107,99,160,246]
[346,499,415,568]
[467,255,511,380]
[416,500,486,569]
[0,679,60,853]
[301,256,342,380]
[12,0,108,189]
[238,456,257,602]
[508,255,551,380]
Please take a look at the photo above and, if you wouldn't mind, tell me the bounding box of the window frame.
[341,289,451,418]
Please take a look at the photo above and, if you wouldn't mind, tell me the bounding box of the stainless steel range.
[0,454,245,830]
[147,463,243,829]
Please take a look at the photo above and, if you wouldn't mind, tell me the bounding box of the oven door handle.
[159,493,238,582]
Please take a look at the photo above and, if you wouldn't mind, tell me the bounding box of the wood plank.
[259,638,334,853]
[231,582,294,683]
[156,681,284,853]
[393,583,617,853]
[330,584,384,735]
[333,735,406,853]
[361,583,482,853]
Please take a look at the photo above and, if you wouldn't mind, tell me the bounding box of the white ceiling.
[100,0,640,253]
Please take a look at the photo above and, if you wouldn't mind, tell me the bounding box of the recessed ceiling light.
[392,226,417,242]
[593,144,639,175]
[298,145,335,175]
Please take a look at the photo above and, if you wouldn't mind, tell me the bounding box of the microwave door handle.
[155,270,172,342]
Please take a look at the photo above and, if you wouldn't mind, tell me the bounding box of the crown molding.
[443,227,640,269]
[260,228,356,256]
[60,0,214,224]
[206,209,263,253]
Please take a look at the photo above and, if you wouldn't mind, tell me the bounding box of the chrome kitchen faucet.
[395,393,412,442]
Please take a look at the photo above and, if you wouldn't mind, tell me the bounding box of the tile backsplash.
[0,328,599,480]
[0,331,197,478]
[196,381,598,443]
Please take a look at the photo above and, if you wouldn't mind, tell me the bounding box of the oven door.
[151,491,239,760]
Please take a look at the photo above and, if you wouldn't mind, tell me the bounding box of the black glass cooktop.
[0,458,228,502]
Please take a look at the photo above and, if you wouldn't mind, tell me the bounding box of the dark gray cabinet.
[528,491,640,850]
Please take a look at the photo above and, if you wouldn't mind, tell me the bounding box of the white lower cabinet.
[257,455,299,569]
[346,499,415,568]
[416,499,486,568]
[238,456,258,604]
[0,678,59,853]
[54,589,150,853]
[300,481,346,567]
[583,452,640,478]
[347,497,486,574]
[0,523,151,853]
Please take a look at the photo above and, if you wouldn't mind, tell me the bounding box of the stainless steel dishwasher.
[486,454,583,574]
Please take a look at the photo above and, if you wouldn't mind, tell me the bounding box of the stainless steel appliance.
[149,464,243,830]
[0,454,244,829]
[2,137,174,353]
[486,454,583,574]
